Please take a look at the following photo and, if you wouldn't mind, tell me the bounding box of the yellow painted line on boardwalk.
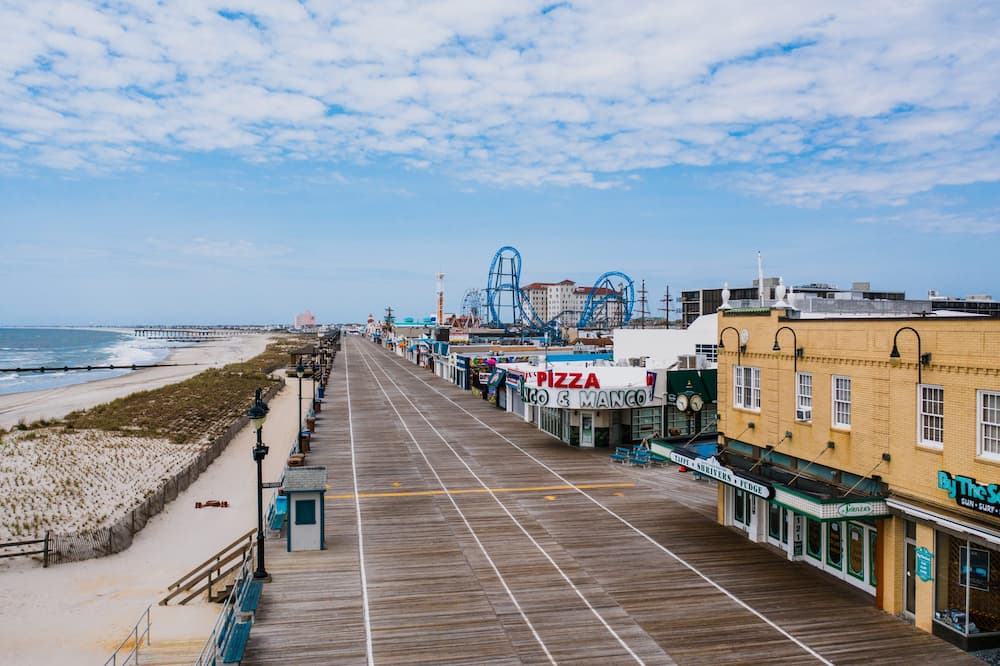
[326,482,634,500]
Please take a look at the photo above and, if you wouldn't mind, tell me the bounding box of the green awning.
[666,370,716,403]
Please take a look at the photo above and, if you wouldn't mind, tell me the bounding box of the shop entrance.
[767,504,789,549]
[732,488,753,534]
[904,520,916,617]
[580,412,595,447]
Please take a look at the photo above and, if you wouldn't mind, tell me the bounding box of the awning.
[666,370,716,403]
[773,485,890,522]
[487,370,506,390]
[886,497,1000,548]
[668,449,773,499]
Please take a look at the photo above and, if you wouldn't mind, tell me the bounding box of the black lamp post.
[248,388,270,581]
[772,325,804,373]
[889,326,931,384]
[311,360,319,402]
[296,360,304,444]
[719,326,745,365]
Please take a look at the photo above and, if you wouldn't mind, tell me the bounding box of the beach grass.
[56,337,302,443]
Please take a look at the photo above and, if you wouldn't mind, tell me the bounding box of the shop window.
[869,530,877,586]
[806,518,822,561]
[847,523,865,580]
[937,534,1000,637]
[734,366,761,411]
[978,390,1000,460]
[631,406,661,441]
[795,372,812,422]
[832,376,851,428]
[918,384,944,448]
[827,521,843,570]
[734,489,746,525]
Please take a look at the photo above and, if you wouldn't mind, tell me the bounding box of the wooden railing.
[159,529,255,606]
[0,532,50,567]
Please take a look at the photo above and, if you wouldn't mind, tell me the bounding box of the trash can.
[313,399,322,413]
[317,386,326,399]
[298,430,311,453]
[305,415,316,431]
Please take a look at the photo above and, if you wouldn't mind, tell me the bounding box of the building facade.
[714,305,1000,650]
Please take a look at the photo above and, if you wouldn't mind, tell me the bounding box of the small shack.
[282,465,327,552]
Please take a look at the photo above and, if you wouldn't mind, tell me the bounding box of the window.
[796,372,812,422]
[733,366,760,411]
[695,343,718,363]
[630,406,661,440]
[295,498,317,525]
[832,375,851,428]
[978,390,1000,459]
[918,384,944,448]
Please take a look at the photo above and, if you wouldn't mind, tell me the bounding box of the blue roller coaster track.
[483,246,634,335]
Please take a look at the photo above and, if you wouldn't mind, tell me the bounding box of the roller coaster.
[482,246,634,336]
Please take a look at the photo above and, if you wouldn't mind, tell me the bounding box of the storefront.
[887,473,1000,650]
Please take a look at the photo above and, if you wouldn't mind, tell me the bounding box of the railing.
[0,532,50,567]
[160,528,255,606]
[195,553,253,666]
[103,604,151,666]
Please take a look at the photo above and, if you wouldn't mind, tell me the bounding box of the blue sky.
[1,1,998,325]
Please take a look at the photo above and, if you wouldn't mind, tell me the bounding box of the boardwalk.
[242,336,978,665]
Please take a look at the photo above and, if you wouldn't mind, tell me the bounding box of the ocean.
[0,328,184,396]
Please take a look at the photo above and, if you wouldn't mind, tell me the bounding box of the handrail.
[160,528,255,606]
[195,552,253,666]
[103,604,151,666]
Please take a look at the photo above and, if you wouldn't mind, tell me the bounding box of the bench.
[221,619,252,663]
[610,447,630,463]
[629,449,651,467]
[268,495,288,531]
[239,579,264,617]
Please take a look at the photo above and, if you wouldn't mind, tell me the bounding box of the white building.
[613,313,719,369]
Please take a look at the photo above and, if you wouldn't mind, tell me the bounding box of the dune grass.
[58,337,303,444]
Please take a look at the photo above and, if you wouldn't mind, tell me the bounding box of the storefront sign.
[669,452,773,499]
[518,386,652,409]
[937,471,1000,517]
[534,370,602,389]
[915,546,934,582]
[837,503,878,518]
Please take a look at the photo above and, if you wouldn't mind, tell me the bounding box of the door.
[733,488,752,533]
[767,504,789,550]
[904,520,917,616]
[580,412,595,447]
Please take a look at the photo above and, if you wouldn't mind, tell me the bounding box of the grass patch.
[58,338,302,444]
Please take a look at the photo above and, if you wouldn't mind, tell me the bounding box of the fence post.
[43,531,49,568]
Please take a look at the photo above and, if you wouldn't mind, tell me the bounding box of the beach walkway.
[240,336,978,665]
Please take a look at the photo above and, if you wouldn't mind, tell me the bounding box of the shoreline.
[0,334,272,429]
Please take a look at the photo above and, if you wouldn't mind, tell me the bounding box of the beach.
[0,333,303,664]
[0,334,271,429]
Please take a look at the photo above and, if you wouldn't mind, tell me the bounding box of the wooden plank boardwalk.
[241,336,980,665]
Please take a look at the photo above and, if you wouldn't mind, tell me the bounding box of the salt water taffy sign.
[938,471,1000,517]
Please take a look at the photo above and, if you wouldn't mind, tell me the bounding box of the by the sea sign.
[915,546,934,582]
[937,471,1000,517]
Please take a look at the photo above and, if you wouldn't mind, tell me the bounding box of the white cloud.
[0,0,997,208]
[857,210,1000,234]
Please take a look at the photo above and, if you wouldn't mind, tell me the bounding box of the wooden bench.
[239,579,264,618]
[610,447,630,463]
[268,495,288,531]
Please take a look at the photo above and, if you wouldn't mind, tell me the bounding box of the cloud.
[0,1,998,205]
[857,210,1000,234]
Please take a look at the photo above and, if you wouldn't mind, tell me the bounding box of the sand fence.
[8,382,282,565]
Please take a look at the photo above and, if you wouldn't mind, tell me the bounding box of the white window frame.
[796,372,812,422]
[832,375,851,429]
[978,390,1000,461]
[733,366,761,412]
[917,384,944,449]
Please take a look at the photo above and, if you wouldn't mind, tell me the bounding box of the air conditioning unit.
[796,409,812,421]
[677,355,697,369]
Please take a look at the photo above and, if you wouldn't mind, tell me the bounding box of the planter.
[305,416,316,431]
[298,431,311,453]
[313,399,322,413]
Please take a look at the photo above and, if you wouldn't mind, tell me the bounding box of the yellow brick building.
[707,304,1000,651]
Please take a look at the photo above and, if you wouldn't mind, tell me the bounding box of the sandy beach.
[0,334,271,430]
[0,334,307,665]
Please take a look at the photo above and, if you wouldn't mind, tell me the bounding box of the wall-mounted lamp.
[881,452,891,462]
[889,326,931,384]
[772,326,804,373]
[719,326,746,365]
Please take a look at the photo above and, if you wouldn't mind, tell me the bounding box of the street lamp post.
[248,388,270,581]
[889,325,931,384]
[772,325,804,373]
[296,360,304,447]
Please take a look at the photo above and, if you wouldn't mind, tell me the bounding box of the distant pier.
[133,327,258,341]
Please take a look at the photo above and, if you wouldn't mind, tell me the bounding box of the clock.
[675,393,689,412]
[740,328,750,344]
[689,394,704,412]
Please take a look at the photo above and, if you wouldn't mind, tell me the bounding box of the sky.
[1,1,998,326]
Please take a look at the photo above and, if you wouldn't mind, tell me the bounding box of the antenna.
[636,279,649,329]
[757,251,765,306]
[436,272,445,326]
